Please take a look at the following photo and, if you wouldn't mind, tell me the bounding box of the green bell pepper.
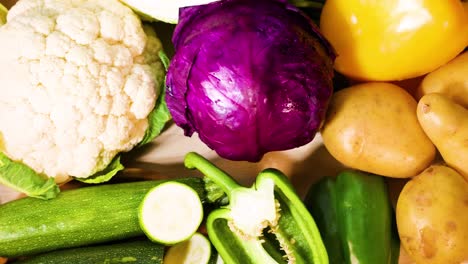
[184,152,328,264]
[305,170,400,264]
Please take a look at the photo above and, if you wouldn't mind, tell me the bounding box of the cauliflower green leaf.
[0,152,60,200]
[138,90,170,146]
[75,156,124,184]
[138,50,171,146]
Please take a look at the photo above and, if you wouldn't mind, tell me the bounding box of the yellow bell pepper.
[320,0,468,81]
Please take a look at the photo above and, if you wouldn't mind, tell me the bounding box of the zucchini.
[305,171,398,264]
[139,182,204,245]
[164,233,212,264]
[0,177,205,258]
[13,239,164,264]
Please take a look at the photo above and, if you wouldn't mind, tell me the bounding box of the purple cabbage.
[166,0,335,162]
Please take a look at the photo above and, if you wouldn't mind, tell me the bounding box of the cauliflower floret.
[0,0,164,179]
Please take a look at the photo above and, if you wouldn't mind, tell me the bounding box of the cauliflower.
[0,0,166,183]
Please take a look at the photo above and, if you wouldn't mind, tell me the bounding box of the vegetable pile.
[0,0,467,263]
[0,153,325,264]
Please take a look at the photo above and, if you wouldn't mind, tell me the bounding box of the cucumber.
[0,178,205,258]
[139,182,203,245]
[13,239,164,264]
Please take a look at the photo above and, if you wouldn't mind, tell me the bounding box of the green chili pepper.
[305,170,400,264]
[184,152,328,264]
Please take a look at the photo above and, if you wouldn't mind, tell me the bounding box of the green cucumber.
[0,178,205,258]
[139,182,203,244]
[335,171,394,264]
[13,239,164,264]
[305,171,397,264]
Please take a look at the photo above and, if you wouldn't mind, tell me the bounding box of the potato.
[321,82,435,178]
[417,93,468,180]
[396,165,468,264]
[416,51,468,108]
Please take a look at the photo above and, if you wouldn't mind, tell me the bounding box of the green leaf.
[138,50,172,146]
[138,89,171,146]
[0,152,60,200]
[159,50,170,71]
[75,156,124,184]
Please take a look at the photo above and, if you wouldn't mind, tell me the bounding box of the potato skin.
[416,51,468,108]
[417,93,468,180]
[396,165,468,264]
[321,82,435,178]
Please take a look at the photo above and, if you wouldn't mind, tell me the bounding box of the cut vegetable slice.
[164,233,212,264]
[119,0,219,24]
[139,182,203,245]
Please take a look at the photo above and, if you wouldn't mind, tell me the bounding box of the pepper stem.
[184,152,240,198]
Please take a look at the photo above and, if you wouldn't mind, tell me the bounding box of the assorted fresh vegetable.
[0,0,467,263]
[305,170,399,264]
[166,0,335,162]
[184,152,328,264]
[0,155,325,264]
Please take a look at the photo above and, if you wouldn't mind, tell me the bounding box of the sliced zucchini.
[164,233,213,264]
[138,182,203,245]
